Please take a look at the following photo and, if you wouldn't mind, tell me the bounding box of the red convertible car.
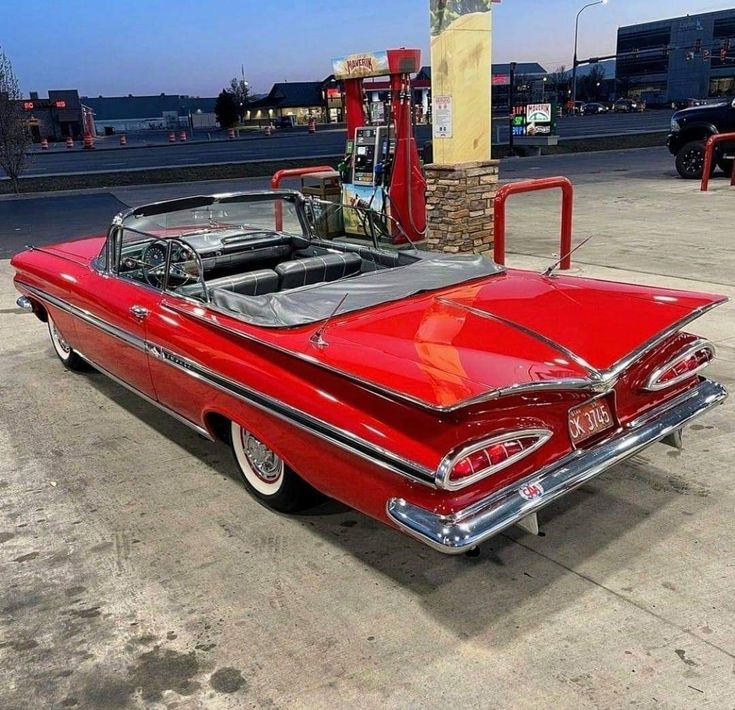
[11,191,728,553]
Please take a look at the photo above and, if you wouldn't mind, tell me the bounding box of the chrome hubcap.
[683,149,703,174]
[242,431,283,483]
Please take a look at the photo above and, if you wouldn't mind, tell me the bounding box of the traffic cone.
[265,124,272,137]
[66,135,74,149]
[119,134,127,146]
[308,118,316,134]
[179,131,187,142]
[40,138,49,150]
[228,127,235,139]
[83,133,94,149]
[169,131,176,143]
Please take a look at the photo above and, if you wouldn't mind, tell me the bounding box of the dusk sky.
[1,0,731,97]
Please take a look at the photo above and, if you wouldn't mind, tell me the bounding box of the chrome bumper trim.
[16,296,33,312]
[387,379,727,554]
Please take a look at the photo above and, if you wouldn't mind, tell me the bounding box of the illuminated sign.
[54,100,67,109]
[492,74,509,85]
[332,51,390,80]
[23,101,34,110]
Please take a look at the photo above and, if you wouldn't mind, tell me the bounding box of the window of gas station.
[710,77,735,96]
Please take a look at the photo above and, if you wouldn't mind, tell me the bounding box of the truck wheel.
[230,421,324,513]
[717,157,734,176]
[675,141,711,179]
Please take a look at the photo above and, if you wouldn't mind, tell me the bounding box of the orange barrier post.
[701,132,735,192]
[119,134,127,146]
[265,124,272,137]
[66,135,74,149]
[271,166,334,230]
[40,138,49,150]
[494,177,574,270]
[168,131,176,143]
[228,127,236,139]
[179,130,187,142]
[308,117,316,134]
[83,133,94,150]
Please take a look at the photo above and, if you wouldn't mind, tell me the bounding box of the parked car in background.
[667,97,735,178]
[582,102,609,115]
[274,115,296,129]
[613,98,645,113]
[11,191,728,554]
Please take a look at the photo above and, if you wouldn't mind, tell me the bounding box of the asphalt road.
[20,111,673,177]
[0,146,678,259]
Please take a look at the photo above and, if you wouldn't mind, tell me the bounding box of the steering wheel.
[140,240,196,289]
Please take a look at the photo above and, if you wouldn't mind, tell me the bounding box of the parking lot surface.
[1,149,734,709]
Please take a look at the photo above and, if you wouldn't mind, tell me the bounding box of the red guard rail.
[271,166,334,230]
[494,177,574,270]
[700,133,735,192]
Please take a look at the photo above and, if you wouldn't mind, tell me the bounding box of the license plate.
[568,397,614,445]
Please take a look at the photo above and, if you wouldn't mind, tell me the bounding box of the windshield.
[119,192,306,242]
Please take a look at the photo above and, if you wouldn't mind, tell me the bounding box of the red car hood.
[265,269,726,410]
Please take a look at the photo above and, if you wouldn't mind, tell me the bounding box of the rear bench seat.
[276,252,362,290]
[178,269,279,298]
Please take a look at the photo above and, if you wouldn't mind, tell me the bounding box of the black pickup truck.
[667,98,735,178]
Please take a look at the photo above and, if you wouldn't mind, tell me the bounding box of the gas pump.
[331,48,426,243]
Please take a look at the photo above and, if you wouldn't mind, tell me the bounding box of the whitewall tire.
[230,421,323,513]
[48,315,88,371]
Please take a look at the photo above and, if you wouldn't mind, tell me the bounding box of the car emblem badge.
[519,482,544,500]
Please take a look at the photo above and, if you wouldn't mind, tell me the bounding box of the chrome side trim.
[19,282,146,352]
[387,379,728,553]
[147,342,436,485]
[73,348,215,441]
[644,338,715,392]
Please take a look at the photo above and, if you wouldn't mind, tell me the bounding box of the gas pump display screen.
[357,147,367,155]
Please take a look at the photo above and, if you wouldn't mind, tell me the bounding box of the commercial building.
[81,94,218,133]
[616,9,735,104]
[246,81,330,124]
[19,90,94,142]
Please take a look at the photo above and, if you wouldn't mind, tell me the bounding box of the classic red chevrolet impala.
[11,191,728,553]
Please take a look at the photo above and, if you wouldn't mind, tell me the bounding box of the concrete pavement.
[1,147,734,709]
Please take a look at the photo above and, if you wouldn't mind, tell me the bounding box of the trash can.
[300,170,343,238]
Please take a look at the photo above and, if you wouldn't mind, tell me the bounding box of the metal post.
[571,1,606,109]
[508,61,517,157]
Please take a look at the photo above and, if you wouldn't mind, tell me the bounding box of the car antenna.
[542,236,593,277]
[310,293,349,349]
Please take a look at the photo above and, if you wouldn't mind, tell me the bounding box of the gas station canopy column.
[426,0,499,255]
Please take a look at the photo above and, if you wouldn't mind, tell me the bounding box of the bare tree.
[0,48,31,194]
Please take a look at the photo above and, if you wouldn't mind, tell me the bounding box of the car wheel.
[716,157,734,176]
[675,141,711,179]
[230,421,324,513]
[48,314,89,371]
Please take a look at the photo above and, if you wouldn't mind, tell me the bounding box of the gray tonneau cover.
[210,253,503,327]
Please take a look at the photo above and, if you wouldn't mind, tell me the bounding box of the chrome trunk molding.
[387,378,727,553]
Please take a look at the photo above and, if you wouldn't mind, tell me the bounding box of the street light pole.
[571,0,607,108]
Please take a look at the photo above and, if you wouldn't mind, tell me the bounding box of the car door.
[71,226,161,398]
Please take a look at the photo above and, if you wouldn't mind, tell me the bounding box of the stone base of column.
[424,160,499,254]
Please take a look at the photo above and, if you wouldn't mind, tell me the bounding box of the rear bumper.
[387,379,727,554]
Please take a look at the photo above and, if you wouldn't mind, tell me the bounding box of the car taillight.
[436,429,552,490]
[645,340,715,392]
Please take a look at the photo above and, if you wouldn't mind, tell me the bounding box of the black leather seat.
[276,252,362,290]
[178,269,279,298]
[208,269,280,296]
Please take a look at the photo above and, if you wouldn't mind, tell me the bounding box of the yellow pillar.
[429,0,493,163]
